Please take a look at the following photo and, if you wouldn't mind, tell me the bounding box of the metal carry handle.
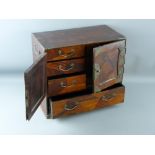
[102,93,116,101]
[58,63,74,71]
[60,80,77,88]
[58,49,76,58]
[64,101,79,111]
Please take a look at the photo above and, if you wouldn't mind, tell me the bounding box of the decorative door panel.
[93,40,126,92]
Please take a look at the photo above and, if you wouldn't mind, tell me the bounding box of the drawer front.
[48,74,86,97]
[47,45,85,61]
[47,58,85,77]
[51,85,125,118]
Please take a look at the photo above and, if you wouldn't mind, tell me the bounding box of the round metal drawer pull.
[58,63,74,71]
[60,80,77,88]
[64,101,79,111]
[58,49,76,58]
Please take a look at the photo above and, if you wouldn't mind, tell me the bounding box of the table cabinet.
[24,25,126,120]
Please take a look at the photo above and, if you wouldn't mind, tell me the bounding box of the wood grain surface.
[47,58,85,77]
[48,74,86,97]
[47,45,85,61]
[93,40,126,92]
[50,85,125,118]
[33,25,125,49]
[24,54,47,120]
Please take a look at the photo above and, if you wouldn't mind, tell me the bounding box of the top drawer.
[47,45,85,61]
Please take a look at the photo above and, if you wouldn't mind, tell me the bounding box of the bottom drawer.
[50,84,125,118]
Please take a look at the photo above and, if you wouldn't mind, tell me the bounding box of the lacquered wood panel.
[50,85,125,118]
[48,74,86,97]
[47,58,85,77]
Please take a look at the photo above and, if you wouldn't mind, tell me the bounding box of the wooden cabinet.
[24,25,126,120]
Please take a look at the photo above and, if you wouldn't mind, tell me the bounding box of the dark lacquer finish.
[24,54,47,120]
[50,85,125,118]
[47,58,85,77]
[93,40,126,92]
[48,74,86,97]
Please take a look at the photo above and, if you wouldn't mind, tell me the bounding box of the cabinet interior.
[48,41,123,102]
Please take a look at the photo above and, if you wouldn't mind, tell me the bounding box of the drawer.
[50,84,125,118]
[48,74,86,97]
[47,45,85,61]
[47,58,85,77]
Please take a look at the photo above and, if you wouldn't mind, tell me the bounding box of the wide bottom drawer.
[50,84,125,118]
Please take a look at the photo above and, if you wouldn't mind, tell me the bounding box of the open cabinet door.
[24,53,47,120]
[93,40,126,92]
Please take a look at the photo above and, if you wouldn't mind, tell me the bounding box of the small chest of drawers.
[24,25,126,120]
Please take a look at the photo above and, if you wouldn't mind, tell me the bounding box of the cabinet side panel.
[32,34,45,62]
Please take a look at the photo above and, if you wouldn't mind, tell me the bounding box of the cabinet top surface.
[33,25,125,49]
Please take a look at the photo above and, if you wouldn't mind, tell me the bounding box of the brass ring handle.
[102,93,116,101]
[60,80,77,88]
[64,101,79,111]
[58,49,76,58]
[58,63,74,72]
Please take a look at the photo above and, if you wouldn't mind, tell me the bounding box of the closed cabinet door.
[93,40,126,92]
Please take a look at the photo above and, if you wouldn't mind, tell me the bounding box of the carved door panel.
[93,40,126,92]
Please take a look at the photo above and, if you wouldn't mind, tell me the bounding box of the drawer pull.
[60,80,77,88]
[58,63,74,71]
[58,49,76,58]
[64,102,79,111]
[102,93,116,101]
